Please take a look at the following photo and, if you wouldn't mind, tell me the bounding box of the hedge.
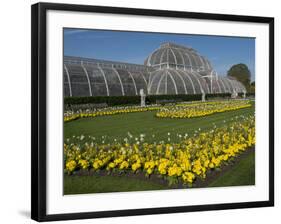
[64,93,254,108]
[64,95,140,106]
[64,94,202,107]
[237,92,255,97]
[205,93,231,100]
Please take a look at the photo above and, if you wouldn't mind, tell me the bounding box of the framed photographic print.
[31,2,274,222]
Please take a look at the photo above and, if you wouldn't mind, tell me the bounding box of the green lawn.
[64,175,169,195]
[208,149,255,187]
[64,105,254,144]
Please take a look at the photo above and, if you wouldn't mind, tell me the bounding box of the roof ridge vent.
[160,42,197,52]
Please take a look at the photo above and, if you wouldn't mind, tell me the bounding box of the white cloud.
[64,30,88,36]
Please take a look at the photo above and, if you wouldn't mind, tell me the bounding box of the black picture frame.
[31,2,274,222]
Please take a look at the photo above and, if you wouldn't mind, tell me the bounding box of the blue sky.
[64,28,255,80]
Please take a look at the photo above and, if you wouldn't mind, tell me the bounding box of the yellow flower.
[132,162,141,171]
[182,172,195,183]
[119,161,129,169]
[78,159,89,169]
[93,160,102,170]
[147,168,153,175]
[108,162,115,169]
[66,160,76,173]
[223,154,229,161]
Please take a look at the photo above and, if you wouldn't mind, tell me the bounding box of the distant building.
[64,42,246,97]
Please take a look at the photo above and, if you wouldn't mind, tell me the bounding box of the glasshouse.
[63,42,246,97]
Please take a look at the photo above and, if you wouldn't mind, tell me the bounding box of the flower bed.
[64,115,255,186]
[156,100,252,119]
[64,100,252,122]
[64,105,161,122]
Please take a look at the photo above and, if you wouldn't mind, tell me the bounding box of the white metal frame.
[97,65,110,96]
[81,61,93,96]
[112,67,125,96]
[63,64,72,97]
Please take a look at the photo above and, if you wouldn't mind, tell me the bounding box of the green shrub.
[64,93,252,108]
[205,93,231,99]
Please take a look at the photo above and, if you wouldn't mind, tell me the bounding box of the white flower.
[127,132,133,138]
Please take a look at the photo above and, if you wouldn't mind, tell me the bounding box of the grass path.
[64,106,254,143]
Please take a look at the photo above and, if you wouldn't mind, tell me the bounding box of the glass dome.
[144,42,212,72]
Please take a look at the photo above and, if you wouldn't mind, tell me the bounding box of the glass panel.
[166,73,176,95]
[64,83,70,97]
[212,79,222,93]
[201,57,210,71]
[190,53,201,68]
[85,65,107,96]
[161,48,169,64]
[176,70,195,94]
[130,71,147,94]
[187,72,201,93]
[115,69,136,95]
[63,70,71,97]
[152,48,165,66]
[148,71,162,95]
[221,78,231,93]
[167,48,176,65]
[197,76,210,94]
[173,49,183,65]
[67,64,90,96]
[102,68,122,96]
[168,70,185,94]
[157,73,167,95]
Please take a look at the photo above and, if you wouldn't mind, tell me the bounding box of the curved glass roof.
[64,42,246,97]
[204,75,246,94]
[63,62,149,97]
[147,68,210,95]
[144,43,212,72]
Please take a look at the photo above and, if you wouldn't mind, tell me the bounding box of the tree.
[249,81,255,93]
[227,63,251,91]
